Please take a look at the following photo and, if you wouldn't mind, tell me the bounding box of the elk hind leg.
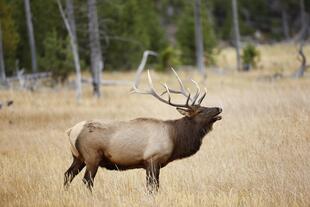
[82,160,100,192]
[64,155,85,189]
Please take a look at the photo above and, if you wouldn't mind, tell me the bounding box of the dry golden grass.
[217,43,310,73]
[1,45,310,206]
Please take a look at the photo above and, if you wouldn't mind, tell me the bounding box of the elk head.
[132,68,222,127]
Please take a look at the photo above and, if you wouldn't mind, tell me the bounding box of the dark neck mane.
[166,117,213,161]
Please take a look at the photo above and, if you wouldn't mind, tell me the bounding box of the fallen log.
[82,78,132,86]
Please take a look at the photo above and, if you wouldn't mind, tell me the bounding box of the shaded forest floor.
[0,44,310,206]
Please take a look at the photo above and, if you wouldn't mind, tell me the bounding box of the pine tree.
[0,0,19,75]
[40,29,73,83]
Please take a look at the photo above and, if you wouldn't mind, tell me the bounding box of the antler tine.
[130,70,159,95]
[130,83,149,94]
[161,68,190,95]
[160,88,183,96]
[163,83,172,103]
[171,67,190,96]
[161,68,195,102]
[190,79,200,105]
[160,83,173,96]
[185,93,191,106]
[147,70,155,89]
[197,88,207,105]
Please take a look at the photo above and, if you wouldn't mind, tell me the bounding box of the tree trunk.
[87,0,103,98]
[281,7,290,40]
[24,0,37,73]
[294,0,309,41]
[292,41,308,78]
[300,0,309,38]
[299,0,308,38]
[232,0,241,71]
[57,0,82,102]
[66,0,77,44]
[194,0,206,78]
[0,22,6,85]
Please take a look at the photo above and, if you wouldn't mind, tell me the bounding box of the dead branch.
[292,42,309,78]
[7,71,52,82]
[133,50,158,87]
[81,78,132,86]
[6,71,51,90]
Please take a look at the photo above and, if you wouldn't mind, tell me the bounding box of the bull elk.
[64,69,222,193]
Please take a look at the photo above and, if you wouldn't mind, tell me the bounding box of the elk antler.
[131,68,207,108]
[160,68,207,106]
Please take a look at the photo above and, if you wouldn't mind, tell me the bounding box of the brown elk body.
[64,69,222,192]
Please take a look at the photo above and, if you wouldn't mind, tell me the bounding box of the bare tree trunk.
[0,22,6,85]
[66,0,77,44]
[57,0,82,102]
[24,0,37,73]
[194,0,206,78]
[87,0,103,98]
[292,41,309,78]
[299,0,308,38]
[232,0,241,71]
[281,8,290,40]
[205,1,214,28]
[294,0,309,41]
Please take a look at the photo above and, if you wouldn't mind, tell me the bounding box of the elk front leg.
[145,161,160,193]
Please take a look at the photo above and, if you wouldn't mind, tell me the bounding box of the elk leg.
[64,156,85,189]
[82,162,99,192]
[145,161,160,193]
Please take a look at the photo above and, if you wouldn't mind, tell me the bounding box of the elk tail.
[65,128,72,137]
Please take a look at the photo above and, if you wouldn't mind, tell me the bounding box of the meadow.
[0,44,309,206]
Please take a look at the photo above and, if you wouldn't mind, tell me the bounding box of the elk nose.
[218,108,222,113]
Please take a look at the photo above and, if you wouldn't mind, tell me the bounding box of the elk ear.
[176,107,193,117]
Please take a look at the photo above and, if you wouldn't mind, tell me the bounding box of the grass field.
[0,44,310,206]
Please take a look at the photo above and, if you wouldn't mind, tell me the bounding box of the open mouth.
[214,115,222,121]
[213,108,222,121]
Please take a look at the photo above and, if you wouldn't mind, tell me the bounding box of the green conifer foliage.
[40,30,72,83]
[0,0,19,74]
[176,1,217,66]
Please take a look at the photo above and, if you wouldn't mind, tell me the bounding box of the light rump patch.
[66,121,86,157]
